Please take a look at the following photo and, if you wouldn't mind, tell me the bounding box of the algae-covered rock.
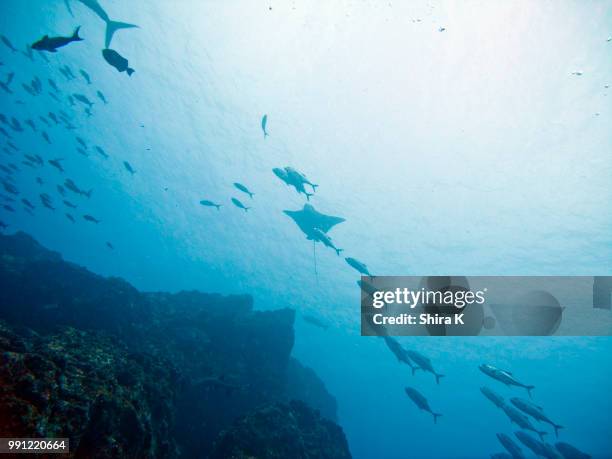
[0,321,178,458]
[0,232,349,458]
[210,400,352,459]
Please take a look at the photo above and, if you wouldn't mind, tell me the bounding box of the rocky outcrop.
[0,232,350,458]
[210,400,352,459]
[0,322,178,458]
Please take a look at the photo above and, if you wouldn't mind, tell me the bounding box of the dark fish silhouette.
[31,27,83,52]
[405,387,442,424]
[481,386,505,410]
[2,204,14,212]
[555,442,591,459]
[0,127,11,139]
[261,114,269,138]
[24,119,36,132]
[31,77,42,94]
[22,83,36,96]
[0,72,14,94]
[511,398,563,438]
[345,257,372,277]
[502,404,547,441]
[2,181,19,195]
[21,46,35,61]
[21,198,35,210]
[96,90,107,104]
[200,200,221,210]
[73,93,93,107]
[48,78,59,92]
[69,0,138,47]
[48,92,60,103]
[1,35,17,53]
[39,193,55,210]
[59,65,76,80]
[63,200,77,209]
[48,158,65,172]
[308,228,343,256]
[36,50,50,63]
[102,48,134,76]
[41,131,51,144]
[24,154,43,166]
[406,349,444,384]
[94,146,108,158]
[64,178,92,198]
[83,214,100,223]
[76,136,87,148]
[65,213,75,223]
[9,118,22,132]
[233,182,254,198]
[79,69,91,84]
[106,241,114,250]
[39,116,51,126]
[56,185,66,197]
[123,161,135,174]
[514,432,547,458]
[382,336,420,374]
[231,197,249,212]
[496,433,525,459]
[480,364,535,398]
[273,167,316,200]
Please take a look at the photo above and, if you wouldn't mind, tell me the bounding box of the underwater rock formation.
[210,400,352,459]
[0,231,349,458]
[0,321,178,458]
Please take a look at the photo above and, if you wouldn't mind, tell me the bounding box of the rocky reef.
[0,232,351,458]
[210,400,351,459]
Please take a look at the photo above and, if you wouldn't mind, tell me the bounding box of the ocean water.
[1,1,611,458]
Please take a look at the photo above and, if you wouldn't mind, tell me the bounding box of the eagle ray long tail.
[313,240,318,284]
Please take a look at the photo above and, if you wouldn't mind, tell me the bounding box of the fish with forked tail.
[345,257,372,277]
[502,404,547,441]
[511,398,563,438]
[67,0,138,47]
[406,349,444,384]
[103,49,134,76]
[200,200,221,210]
[307,228,343,256]
[382,335,420,374]
[261,114,269,138]
[233,182,254,198]
[231,197,249,212]
[404,387,442,424]
[31,27,83,52]
[480,364,535,398]
[64,179,92,198]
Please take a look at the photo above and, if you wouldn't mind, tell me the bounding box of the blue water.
[1,1,611,457]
